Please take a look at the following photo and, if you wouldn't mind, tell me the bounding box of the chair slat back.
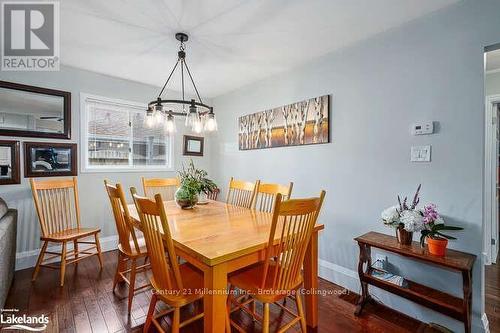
[253,182,293,213]
[226,177,259,208]
[131,188,183,292]
[30,177,80,237]
[261,191,325,292]
[104,180,140,254]
[142,177,179,200]
[206,188,220,201]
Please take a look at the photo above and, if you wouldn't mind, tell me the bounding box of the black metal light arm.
[147,99,212,116]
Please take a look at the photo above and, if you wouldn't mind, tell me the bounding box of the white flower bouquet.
[381,185,425,245]
[381,184,425,232]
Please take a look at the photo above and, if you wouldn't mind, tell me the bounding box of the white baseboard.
[482,313,490,333]
[15,235,119,271]
[318,258,360,293]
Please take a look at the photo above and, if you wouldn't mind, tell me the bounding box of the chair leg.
[60,241,67,287]
[250,298,256,319]
[262,303,270,333]
[127,258,137,315]
[94,233,104,269]
[73,239,79,267]
[226,284,234,333]
[295,293,307,333]
[32,241,48,282]
[113,252,125,292]
[144,293,157,333]
[172,307,180,333]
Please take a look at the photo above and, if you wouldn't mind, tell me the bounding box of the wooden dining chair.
[130,187,205,333]
[226,177,260,208]
[227,191,326,333]
[30,177,103,287]
[104,180,150,314]
[253,182,294,213]
[142,177,179,200]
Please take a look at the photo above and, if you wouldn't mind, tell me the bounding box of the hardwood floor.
[486,259,500,332]
[4,250,446,332]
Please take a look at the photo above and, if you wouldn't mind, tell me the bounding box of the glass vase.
[174,187,198,209]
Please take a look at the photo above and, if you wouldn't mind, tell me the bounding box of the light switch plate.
[411,145,431,162]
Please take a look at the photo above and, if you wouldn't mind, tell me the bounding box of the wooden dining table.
[128,199,324,333]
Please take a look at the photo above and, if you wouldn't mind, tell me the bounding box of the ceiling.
[61,0,460,98]
[486,49,500,73]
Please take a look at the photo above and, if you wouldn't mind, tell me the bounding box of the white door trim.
[484,94,500,265]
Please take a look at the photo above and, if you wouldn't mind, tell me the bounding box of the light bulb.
[205,113,217,132]
[165,113,176,133]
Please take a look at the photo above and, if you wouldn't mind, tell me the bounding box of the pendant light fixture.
[146,32,217,134]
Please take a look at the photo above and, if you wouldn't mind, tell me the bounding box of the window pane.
[131,112,170,166]
[87,104,130,166]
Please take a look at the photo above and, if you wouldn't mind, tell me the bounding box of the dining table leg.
[304,230,319,329]
[204,263,228,333]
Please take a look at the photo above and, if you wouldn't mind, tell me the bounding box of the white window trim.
[80,93,174,173]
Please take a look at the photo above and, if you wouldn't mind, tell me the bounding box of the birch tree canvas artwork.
[238,95,329,150]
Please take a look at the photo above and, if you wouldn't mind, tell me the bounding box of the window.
[80,93,173,172]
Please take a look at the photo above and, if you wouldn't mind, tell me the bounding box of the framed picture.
[0,80,71,139]
[0,140,20,185]
[24,142,77,178]
[183,135,204,156]
[238,95,330,150]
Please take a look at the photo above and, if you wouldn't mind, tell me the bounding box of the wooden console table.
[354,231,476,333]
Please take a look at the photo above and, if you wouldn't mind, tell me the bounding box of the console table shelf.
[354,231,476,333]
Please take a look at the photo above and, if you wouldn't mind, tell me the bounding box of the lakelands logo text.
[1,1,60,71]
[1,309,48,331]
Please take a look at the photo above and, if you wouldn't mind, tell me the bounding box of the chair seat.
[229,261,303,303]
[118,237,148,257]
[153,262,204,307]
[41,227,100,241]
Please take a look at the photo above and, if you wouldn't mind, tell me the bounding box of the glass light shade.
[205,113,217,132]
[192,116,203,133]
[145,108,155,128]
[165,114,176,133]
[185,109,198,127]
[154,111,164,125]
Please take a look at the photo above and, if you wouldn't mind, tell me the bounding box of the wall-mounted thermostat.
[411,121,434,135]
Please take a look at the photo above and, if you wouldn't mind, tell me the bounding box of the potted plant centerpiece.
[175,160,217,209]
[419,204,463,256]
[381,185,424,245]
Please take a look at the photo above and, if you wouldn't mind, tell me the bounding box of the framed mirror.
[0,80,71,139]
[0,140,20,185]
[183,135,204,156]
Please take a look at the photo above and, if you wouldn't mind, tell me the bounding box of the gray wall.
[211,1,500,331]
[486,71,500,96]
[0,65,213,262]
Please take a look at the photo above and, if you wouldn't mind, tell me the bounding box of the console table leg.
[462,270,472,333]
[355,243,371,316]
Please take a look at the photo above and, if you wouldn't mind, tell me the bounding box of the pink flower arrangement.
[422,204,440,224]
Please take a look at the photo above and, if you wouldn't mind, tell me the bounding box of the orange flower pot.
[427,237,448,256]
